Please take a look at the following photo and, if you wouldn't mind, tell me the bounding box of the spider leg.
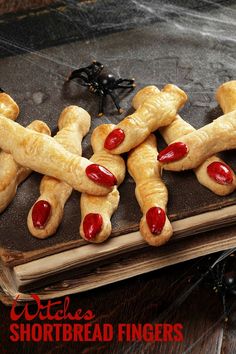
[218,274,229,320]
[114,78,136,89]
[115,84,136,89]
[98,95,105,117]
[220,261,227,283]
[67,68,90,82]
[0,88,4,92]
[211,253,232,319]
[116,78,135,84]
[67,70,92,89]
[108,91,123,114]
[222,292,228,320]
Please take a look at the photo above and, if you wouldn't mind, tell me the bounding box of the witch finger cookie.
[0,114,117,195]
[0,90,19,120]
[133,85,236,196]
[157,97,236,172]
[0,120,51,213]
[127,134,173,247]
[80,124,126,243]
[27,106,91,238]
[103,84,187,154]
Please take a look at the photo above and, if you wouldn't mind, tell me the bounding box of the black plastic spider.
[158,248,236,323]
[203,249,236,318]
[67,61,135,116]
[0,88,4,92]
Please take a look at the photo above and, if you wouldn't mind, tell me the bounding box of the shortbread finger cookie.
[0,121,51,213]
[80,124,125,243]
[127,134,173,247]
[27,106,91,239]
[133,86,236,196]
[216,81,236,114]
[0,115,116,195]
[0,92,19,120]
[157,110,236,171]
[103,84,187,154]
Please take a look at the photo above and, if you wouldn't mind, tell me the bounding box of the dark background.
[2,253,236,354]
[1,1,236,353]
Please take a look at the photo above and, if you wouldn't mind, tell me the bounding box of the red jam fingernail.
[86,164,117,187]
[158,142,188,163]
[32,200,51,229]
[146,207,166,235]
[83,213,103,240]
[207,161,234,185]
[104,128,125,150]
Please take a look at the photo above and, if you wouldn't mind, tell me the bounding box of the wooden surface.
[1,255,236,354]
[1,2,236,353]
[0,0,56,15]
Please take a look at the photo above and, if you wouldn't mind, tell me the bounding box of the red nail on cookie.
[83,213,103,240]
[207,161,233,185]
[158,142,188,163]
[86,164,117,187]
[104,128,125,150]
[146,207,166,235]
[32,200,51,229]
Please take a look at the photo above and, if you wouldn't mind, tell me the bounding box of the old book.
[2,222,236,304]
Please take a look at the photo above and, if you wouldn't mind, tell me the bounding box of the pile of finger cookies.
[0,81,236,247]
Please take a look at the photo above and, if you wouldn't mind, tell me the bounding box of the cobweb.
[0,1,236,352]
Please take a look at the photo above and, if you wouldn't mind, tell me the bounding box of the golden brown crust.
[80,124,126,243]
[160,111,236,171]
[27,106,91,239]
[127,134,173,247]
[0,93,19,120]
[104,84,187,154]
[0,120,51,213]
[133,85,236,196]
[0,114,112,195]
[216,81,236,114]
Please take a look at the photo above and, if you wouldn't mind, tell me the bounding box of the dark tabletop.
[1,253,236,354]
[1,1,236,353]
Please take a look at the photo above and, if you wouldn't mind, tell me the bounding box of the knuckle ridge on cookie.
[80,124,126,243]
[27,105,91,238]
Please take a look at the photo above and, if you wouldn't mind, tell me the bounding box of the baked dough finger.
[133,86,236,196]
[103,84,187,154]
[0,91,19,120]
[0,114,117,195]
[0,120,51,213]
[216,81,236,114]
[127,134,173,247]
[157,110,236,171]
[80,124,126,243]
[27,106,91,239]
